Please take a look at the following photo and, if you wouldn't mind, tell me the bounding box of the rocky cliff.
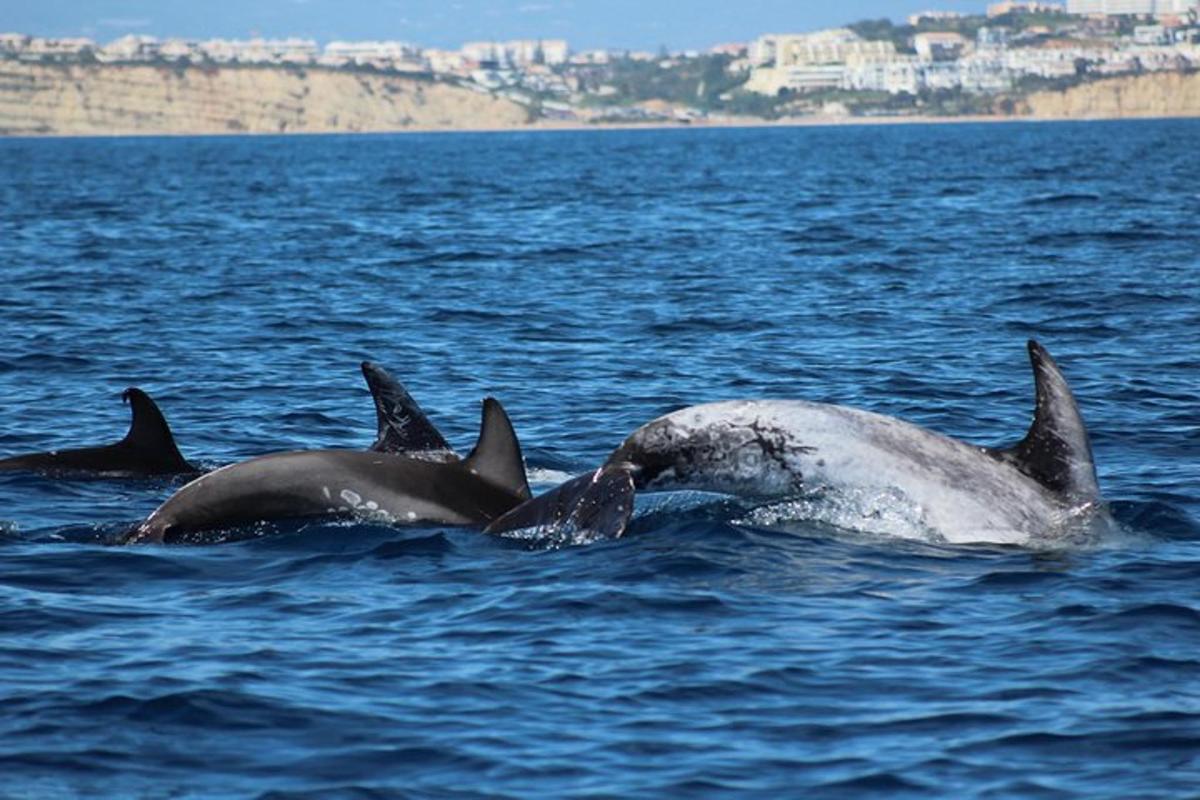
[1021,71,1200,120]
[0,62,530,135]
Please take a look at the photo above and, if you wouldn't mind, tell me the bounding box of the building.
[425,49,466,74]
[0,33,31,54]
[843,56,921,93]
[1068,0,1198,13]
[323,40,417,68]
[1134,23,1173,41]
[99,34,158,61]
[20,36,95,60]
[196,38,318,64]
[709,42,748,57]
[159,39,201,61]
[746,29,897,94]
[987,2,1066,15]
[913,31,969,61]
[907,10,965,25]
[461,39,569,68]
[978,26,1012,49]
[748,29,894,67]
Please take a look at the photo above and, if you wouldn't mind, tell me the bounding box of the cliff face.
[0,62,530,135]
[1022,71,1200,119]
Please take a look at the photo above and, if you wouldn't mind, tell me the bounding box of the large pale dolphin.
[0,388,198,477]
[124,398,531,544]
[605,341,1105,545]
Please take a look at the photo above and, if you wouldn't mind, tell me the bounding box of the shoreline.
[6,110,1199,140]
[4,61,1197,139]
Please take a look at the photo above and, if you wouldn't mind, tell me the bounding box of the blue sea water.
[1,120,1199,798]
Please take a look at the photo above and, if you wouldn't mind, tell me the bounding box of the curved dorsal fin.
[360,362,456,458]
[989,341,1100,503]
[462,398,531,501]
[120,388,195,472]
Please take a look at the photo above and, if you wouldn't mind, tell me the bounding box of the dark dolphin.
[0,388,197,477]
[360,361,458,461]
[123,398,531,544]
[485,464,637,543]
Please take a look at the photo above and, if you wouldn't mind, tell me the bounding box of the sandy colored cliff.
[0,62,531,135]
[1020,71,1200,120]
[1,61,1199,136]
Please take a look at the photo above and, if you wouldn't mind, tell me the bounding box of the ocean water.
[1,120,1198,798]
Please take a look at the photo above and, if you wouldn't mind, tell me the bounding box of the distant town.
[4,0,1200,123]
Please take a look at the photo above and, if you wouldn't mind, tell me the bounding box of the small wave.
[813,772,931,795]
[644,316,772,335]
[369,533,454,559]
[526,467,575,488]
[1027,229,1172,247]
[277,410,346,427]
[426,308,516,323]
[738,487,942,544]
[1109,499,1200,541]
[1022,192,1102,206]
[1082,602,1200,628]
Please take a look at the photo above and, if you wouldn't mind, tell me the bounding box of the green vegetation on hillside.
[850,10,1080,53]
[574,54,758,112]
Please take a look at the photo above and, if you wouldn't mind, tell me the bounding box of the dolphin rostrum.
[0,388,198,477]
[605,341,1105,545]
[125,398,531,544]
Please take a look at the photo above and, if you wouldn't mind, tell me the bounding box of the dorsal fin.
[462,398,531,501]
[360,362,455,458]
[119,388,195,472]
[988,341,1100,503]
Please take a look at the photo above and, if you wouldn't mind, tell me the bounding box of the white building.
[746,29,896,94]
[907,10,965,25]
[461,39,569,68]
[23,36,95,60]
[425,48,466,74]
[749,29,894,67]
[194,38,317,64]
[569,49,613,65]
[987,1,1066,15]
[324,40,418,68]
[843,57,921,94]
[0,33,31,53]
[1068,0,1198,13]
[159,39,201,61]
[914,31,969,61]
[99,34,158,61]
[958,55,1014,90]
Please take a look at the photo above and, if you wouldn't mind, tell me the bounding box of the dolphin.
[0,388,198,477]
[605,341,1105,545]
[361,361,639,543]
[124,398,531,544]
[360,361,458,461]
[485,464,637,543]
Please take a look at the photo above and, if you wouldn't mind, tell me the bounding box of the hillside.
[1020,71,1200,120]
[0,60,1198,135]
[0,62,530,135]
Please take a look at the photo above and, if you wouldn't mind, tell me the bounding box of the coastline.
[8,109,1199,140]
[2,61,1198,139]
